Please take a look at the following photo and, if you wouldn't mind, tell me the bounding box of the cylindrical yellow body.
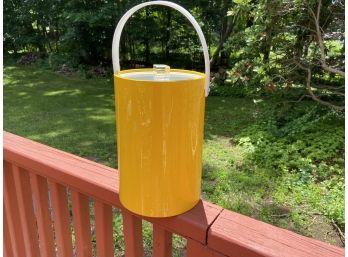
[114,69,205,217]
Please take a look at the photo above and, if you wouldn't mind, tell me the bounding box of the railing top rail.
[208,210,344,257]
[3,131,345,257]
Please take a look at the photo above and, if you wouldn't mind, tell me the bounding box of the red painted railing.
[4,132,344,257]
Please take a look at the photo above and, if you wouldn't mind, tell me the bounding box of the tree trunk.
[261,27,273,64]
[144,8,150,65]
[261,0,276,64]
[12,43,18,55]
[43,26,53,53]
[165,9,171,60]
[55,19,60,52]
[210,0,238,67]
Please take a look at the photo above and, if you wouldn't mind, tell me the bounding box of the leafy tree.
[3,0,345,108]
[221,0,344,108]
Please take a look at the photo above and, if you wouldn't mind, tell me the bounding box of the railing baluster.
[4,162,26,257]
[12,166,41,257]
[30,173,56,257]
[122,209,144,257]
[153,225,172,257]
[4,208,14,257]
[71,190,92,257]
[95,201,114,257]
[48,180,73,257]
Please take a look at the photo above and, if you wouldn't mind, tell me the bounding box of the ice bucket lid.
[119,71,202,81]
[117,65,204,82]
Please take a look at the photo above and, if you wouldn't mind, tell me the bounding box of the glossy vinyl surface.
[114,69,206,217]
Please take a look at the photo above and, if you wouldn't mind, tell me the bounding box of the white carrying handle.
[112,1,210,96]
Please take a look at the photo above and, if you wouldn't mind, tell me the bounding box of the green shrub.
[235,103,344,227]
[209,81,248,97]
[48,52,78,70]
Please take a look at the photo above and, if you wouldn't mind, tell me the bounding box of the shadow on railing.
[4,132,344,257]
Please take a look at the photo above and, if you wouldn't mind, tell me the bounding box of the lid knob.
[153,64,170,81]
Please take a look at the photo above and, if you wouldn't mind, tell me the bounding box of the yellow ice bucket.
[112,1,210,217]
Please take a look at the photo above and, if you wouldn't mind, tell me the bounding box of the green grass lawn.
[4,64,344,249]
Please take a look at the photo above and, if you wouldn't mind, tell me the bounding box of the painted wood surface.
[12,165,41,257]
[4,132,345,257]
[4,204,14,257]
[4,132,222,243]
[71,191,93,257]
[122,209,144,257]
[4,161,26,257]
[187,239,227,257]
[30,173,56,257]
[48,180,73,257]
[95,201,114,257]
[208,210,345,257]
[153,224,172,257]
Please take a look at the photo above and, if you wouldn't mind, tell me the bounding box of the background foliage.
[3,0,345,247]
[4,0,344,108]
